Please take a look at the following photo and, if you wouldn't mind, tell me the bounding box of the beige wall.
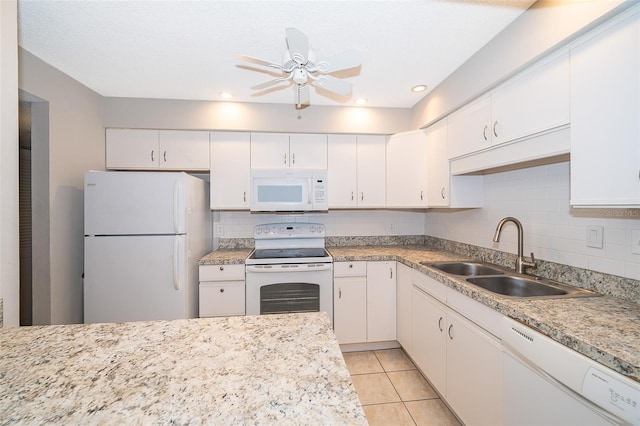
[19,48,105,324]
[103,97,411,135]
[1,0,19,327]
[410,0,630,129]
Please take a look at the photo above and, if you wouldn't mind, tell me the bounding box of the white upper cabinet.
[570,10,640,207]
[328,134,386,208]
[491,51,570,145]
[250,132,327,169]
[447,97,492,159]
[210,131,251,210]
[386,130,428,208]
[106,129,209,171]
[158,130,210,170]
[427,120,484,208]
[447,52,570,165]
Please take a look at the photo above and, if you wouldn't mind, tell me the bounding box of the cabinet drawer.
[199,264,245,281]
[199,281,245,317]
[334,261,367,277]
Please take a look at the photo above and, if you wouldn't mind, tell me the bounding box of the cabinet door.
[328,134,357,208]
[158,130,210,171]
[210,132,251,209]
[571,13,640,207]
[446,309,503,426]
[199,281,245,317]
[447,96,492,159]
[366,261,396,342]
[250,132,290,168]
[411,286,447,396]
[386,130,428,208]
[491,52,570,146]
[106,128,159,169]
[289,133,327,169]
[334,276,367,344]
[356,135,387,208]
[396,263,413,354]
[426,120,450,207]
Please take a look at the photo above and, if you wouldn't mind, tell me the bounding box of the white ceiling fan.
[237,28,361,108]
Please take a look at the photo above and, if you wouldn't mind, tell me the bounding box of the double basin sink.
[421,261,597,299]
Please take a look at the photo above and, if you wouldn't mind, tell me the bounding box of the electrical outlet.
[586,225,604,249]
[632,230,640,255]
[214,223,224,237]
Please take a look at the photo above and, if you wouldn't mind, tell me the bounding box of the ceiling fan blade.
[316,50,361,73]
[286,27,309,65]
[236,54,282,70]
[313,75,352,96]
[251,77,290,91]
[295,84,310,108]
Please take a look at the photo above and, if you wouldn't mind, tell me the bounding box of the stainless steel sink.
[422,262,504,276]
[466,275,597,299]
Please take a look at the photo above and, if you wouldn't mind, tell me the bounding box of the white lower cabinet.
[333,261,396,344]
[396,263,413,353]
[198,264,245,317]
[333,262,367,344]
[409,272,503,426]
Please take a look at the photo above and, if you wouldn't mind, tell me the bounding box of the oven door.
[245,263,333,325]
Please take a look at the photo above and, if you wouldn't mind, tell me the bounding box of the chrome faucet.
[493,216,536,274]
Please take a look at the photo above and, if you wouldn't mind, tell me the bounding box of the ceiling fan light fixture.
[411,84,428,93]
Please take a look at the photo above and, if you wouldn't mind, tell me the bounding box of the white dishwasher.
[503,317,639,425]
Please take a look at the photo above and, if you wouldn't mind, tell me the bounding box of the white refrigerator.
[83,171,211,323]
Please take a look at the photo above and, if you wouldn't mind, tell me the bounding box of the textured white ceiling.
[17,0,535,108]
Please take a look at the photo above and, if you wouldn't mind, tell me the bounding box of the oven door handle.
[245,264,333,273]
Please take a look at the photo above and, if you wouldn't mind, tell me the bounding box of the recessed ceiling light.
[220,92,233,100]
[355,98,368,105]
[411,85,428,93]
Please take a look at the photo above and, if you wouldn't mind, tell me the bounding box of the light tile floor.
[343,349,462,426]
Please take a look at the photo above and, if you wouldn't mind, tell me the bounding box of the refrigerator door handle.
[173,236,180,291]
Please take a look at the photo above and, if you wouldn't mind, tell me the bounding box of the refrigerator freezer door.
[84,235,190,323]
[84,171,187,236]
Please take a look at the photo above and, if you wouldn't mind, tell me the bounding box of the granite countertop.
[198,245,640,382]
[1,313,366,425]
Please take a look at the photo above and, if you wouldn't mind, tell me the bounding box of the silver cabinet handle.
[284,153,287,165]
[348,264,353,268]
[448,324,454,340]
[483,125,488,141]
[441,187,445,199]
[390,268,393,279]
[493,121,498,138]
[151,150,154,162]
[219,266,224,271]
[163,150,167,163]
[420,190,423,201]
[339,288,342,299]
[351,191,354,201]
[219,288,225,293]
[243,191,246,202]
[292,153,295,164]
[438,317,444,332]
[361,192,364,202]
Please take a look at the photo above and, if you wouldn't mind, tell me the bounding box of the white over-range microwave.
[250,169,328,212]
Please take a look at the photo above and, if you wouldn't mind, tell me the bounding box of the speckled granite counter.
[0,312,366,425]
[328,245,640,382]
[199,248,252,265]
[197,245,640,382]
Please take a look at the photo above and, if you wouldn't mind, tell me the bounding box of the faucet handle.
[528,252,537,269]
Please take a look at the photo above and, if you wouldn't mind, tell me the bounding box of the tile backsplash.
[426,161,640,281]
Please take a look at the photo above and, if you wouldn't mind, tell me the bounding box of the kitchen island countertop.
[1,312,366,425]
